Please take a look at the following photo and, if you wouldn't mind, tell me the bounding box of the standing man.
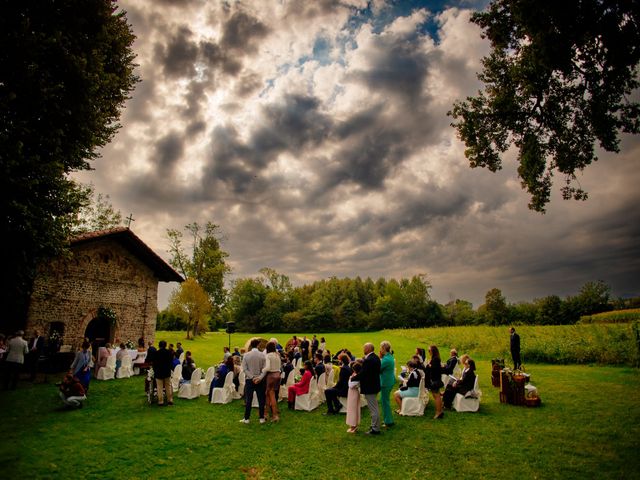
[353,342,382,435]
[28,330,45,381]
[153,340,174,406]
[4,330,29,390]
[311,335,319,359]
[300,336,310,361]
[175,342,184,361]
[510,327,521,370]
[240,338,267,424]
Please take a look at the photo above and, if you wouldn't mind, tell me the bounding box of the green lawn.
[1,330,639,479]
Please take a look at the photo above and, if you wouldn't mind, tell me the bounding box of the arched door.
[84,317,111,349]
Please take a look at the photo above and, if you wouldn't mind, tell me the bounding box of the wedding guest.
[394,361,421,411]
[379,340,396,428]
[318,337,326,354]
[209,356,235,401]
[311,335,319,359]
[153,340,174,406]
[3,330,29,390]
[27,330,45,381]
[262,341,281,422]
[223,346,231,361]
[324,353,351,415]
[181,351,195,383]
[59,373,86,409]
[300,336,310,361]
[240,338,267,424]
[175,342,184,360]
[444,358,477,409]
[510,327,522,370]
[426,345,445,419]
[443,349,459,375]
[287,360,313,410]
[346,360,363,433]
[352,342,381,435]
[70,341,92,393]
[115,343,127,376]
[95,343,113,378]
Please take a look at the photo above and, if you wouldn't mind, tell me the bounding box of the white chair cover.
[234,370,246,399]
[178,368,202,399]
[200,366,216,396]
[211,371,235,404]
[279,369,295,401]
[399,376,429,416]
[453,376,481,412]
[171,364,182,391]
[96,355,116,380]
[316,372,327,403]
[326,367,335,388]
[116,354,134,379]
[295,377,320,411]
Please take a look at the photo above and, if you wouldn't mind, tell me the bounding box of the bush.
[579,309,640,324]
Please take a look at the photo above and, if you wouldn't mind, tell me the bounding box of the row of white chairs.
[95,355,134,380]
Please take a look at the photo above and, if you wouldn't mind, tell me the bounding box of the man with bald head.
[352,342,382,435]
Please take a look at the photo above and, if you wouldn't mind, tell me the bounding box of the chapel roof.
[70,227,183,283]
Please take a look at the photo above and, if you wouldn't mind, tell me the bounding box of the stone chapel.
[25,227,183,350]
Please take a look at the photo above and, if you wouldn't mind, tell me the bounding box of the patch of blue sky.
[346,0,489,42]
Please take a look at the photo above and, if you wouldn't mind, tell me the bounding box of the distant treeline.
[157,273,640,333]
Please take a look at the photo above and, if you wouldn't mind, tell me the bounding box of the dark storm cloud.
[202,94,333,193]
[349,33,430,101]
[154,132,184,175]
[221,11,270,53]
[156,26,198,79]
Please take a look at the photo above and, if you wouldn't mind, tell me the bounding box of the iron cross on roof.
[125,213,135,229]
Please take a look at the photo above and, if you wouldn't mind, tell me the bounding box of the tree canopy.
[167,222,231,325]
[449,0,640,212]
[1,0,138,329]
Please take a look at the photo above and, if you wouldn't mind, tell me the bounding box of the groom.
[353,342,381,435]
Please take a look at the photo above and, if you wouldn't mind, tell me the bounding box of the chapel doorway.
[84,316,111,349]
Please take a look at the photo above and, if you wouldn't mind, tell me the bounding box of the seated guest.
[442,349,459,375]
[170,350,180,370]
[231,347,241,357]
[313,353,325,378]
[209,356,235,401]
[137,337,145,352]
[222,346,231,361]
[175,342,184,360]
[394,361,421,412]
[318,337,326,354]
[458,354,470,379]
[115,343,127,375]
[281,355,294,385]
[292,347,302,361]
[323,353,351,414]
[59,374,87,409]
[95,343,112,378]
[443,358,477,409]
[412,354,426,374]
[181,352,195,383]
[415,347,426,364]
[287,360,313,410]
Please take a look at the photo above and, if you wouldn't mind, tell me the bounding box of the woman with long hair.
[426,345,444,419]
[263,341,282,422]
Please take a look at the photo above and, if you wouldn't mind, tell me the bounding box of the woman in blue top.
[379,340,396,428]
[69,341,92,393]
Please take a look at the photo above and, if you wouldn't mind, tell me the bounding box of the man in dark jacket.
[153,340,174,406]
[352,342,381,434]
[510,327,521,370]
[323,353,352,414]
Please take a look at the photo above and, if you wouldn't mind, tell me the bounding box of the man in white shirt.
[240,339,266,424]
[4,330,29,390]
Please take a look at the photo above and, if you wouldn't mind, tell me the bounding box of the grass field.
[1,329,639,479]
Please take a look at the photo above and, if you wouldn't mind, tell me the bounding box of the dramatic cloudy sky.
[74,0,640,309]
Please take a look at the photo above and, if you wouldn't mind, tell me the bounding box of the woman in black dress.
[426,345,444,419]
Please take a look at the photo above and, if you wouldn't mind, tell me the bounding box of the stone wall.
[26,238,158,350]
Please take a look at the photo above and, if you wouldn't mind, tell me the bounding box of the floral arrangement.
[49,330,62,342]
[97,306,117,326]
[125,340,136,350]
